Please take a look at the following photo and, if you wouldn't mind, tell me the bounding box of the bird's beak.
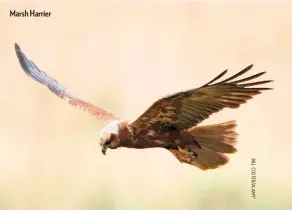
[102,144,108,155]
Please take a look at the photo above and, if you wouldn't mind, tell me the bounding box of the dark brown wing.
[130,64,273,132]
[15,43,118,122]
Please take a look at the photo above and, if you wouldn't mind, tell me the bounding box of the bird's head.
[99,120,121,155]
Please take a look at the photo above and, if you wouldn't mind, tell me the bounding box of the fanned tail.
[169,121,237,170]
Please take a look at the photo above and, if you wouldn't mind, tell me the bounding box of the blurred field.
[0,2,291,210]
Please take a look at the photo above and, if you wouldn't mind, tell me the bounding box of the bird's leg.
[193,138,202,149]
[181,131,202,149]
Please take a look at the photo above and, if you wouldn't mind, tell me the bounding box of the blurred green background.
[0,2,290,210]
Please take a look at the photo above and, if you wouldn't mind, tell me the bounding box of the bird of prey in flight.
[15,43,273,170]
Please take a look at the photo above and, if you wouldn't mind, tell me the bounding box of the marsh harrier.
[15,43,272,170]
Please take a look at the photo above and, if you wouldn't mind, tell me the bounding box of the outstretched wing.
[15,43,118,122]
[130,64,272,132]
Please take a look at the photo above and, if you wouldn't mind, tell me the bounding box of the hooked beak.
[102,144,108,155]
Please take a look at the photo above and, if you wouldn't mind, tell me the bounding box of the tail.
[169,121,238,170]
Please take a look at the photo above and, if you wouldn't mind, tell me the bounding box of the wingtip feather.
[15,43,20,51]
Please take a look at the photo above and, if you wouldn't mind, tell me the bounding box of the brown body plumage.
[16,43,273,170]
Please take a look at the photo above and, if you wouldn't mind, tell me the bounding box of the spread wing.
[130,64,272,132]
[15,43,118,122]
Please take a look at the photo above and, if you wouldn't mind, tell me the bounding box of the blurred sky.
[0,2,291,210]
